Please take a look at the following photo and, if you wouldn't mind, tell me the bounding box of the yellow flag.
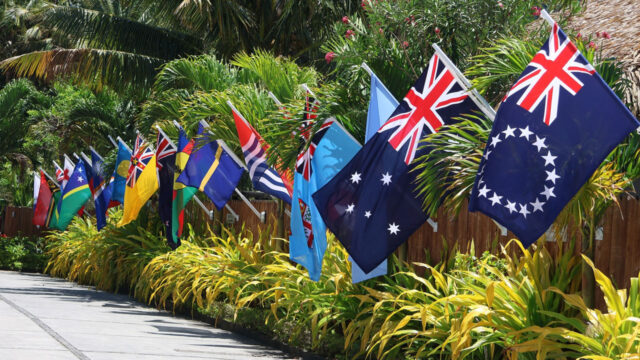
[118,155,159,226]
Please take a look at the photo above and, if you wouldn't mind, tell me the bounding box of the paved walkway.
[0,271,298,360]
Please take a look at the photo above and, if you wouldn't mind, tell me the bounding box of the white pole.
[155,125,177,150]
[116,136,132,153]
[540,9,555,27]
[192,195,214,221]
[360,62,373,76]
[52,160,62,172]
[72,152,80,161]
[301,83,316,99]
[172,120,182,130]
[234,188,265,223]
[64,154,75,167]
[80,151,92,166]
[431,43,496,121]
[107,135,118,148]
[89,146,104,162]
[225,203,239,222]
[268,92,282,105]
[427,218,438,232]
[39,168,59,187]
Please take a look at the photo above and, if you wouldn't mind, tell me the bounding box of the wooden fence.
[1,206,42,237]
[4,195,640,301]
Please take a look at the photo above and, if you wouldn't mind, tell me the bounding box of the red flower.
[596,31,600,38]
[577,32,582,39]
[345,29,355,39]
[325,52,335,64]
[402,41,409,48]
[588,41,597,49]
[434,27,441,35]
[342,16,349,24]
[602,31,611,39]
[378,27,384,34]
[531,6,541,17]
[361,0,367,9]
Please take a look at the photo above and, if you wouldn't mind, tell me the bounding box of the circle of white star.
[478,125,560,218]
[388,222,400,235]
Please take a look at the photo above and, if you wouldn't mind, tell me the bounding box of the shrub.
[0,235,48,272]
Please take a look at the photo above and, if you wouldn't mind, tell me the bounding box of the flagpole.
[107,135,118,148]
[155,125,177,150]
[200,118,266,223]
[63,154,75,167]
[431,44,496,121]
[116,136,132,153]
[89,146,104,162]
[361,62,398,105]
[172,120,182,130]
[39,168,59,187]
[80,152,92,166]
[301,84,316,99]
[52,160,62,172]
[540,9,555,27]
[267,92,282,105]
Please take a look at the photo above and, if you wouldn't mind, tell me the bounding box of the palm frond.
[0,48,165,92]
[153,55,239,93]
[44,6,200,59]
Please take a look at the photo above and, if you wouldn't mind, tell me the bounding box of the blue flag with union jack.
[313,54,481,272]
[469,23,639,246]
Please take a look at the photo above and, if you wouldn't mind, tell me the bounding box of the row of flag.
[32,12,639,284]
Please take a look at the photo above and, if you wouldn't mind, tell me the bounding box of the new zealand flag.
[469,23,639,246]
[313,54,480,272]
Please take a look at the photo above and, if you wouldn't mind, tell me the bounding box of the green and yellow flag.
[54,160,91,230]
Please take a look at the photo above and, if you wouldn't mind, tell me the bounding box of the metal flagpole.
[201,116,266,223]
[107,135,118,148]
[72,153,80,161]
[431,43,496,121]
[267,91,282,105]
[52,160,63,173]
[39,168,59,187]
[80,152,92,166]
[301,83,317,100]
[540,9,555,27]
[63,154,75,167]
[116,136,132,153]
[431,43,509,236]
[155,125,177,150]
[89,146,104,162]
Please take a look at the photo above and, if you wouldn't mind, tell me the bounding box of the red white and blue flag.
[126,135,154,188]
[469,22,639,246]
[313,54,480,273]
[232,108,293,203]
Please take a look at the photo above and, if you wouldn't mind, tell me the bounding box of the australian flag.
[469,23,639,246]
[313,54,480,272]
[231,107,293,203]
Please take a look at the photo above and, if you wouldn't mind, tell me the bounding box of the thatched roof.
[566,0,640,116]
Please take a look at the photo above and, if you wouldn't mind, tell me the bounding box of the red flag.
[33,171,52,226]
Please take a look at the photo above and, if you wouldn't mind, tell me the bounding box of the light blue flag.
[291,120,360,281]
[350,70,400,283]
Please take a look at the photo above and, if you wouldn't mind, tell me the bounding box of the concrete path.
[0,271,298,360]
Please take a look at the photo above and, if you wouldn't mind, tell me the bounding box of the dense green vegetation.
[2,1,640,357]
[44,213,640,359]
[0,236,48,272]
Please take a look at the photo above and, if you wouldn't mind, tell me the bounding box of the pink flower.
[577,32,582,39]
[342,16,349,24]
[531,6,541,17]
[402,41,409,48]
[361,0,367,9]
[588,41,597,49]
[325,52,335,64]
[596,31,600,38]
[345,29,355,39]
[378,27,384,34]
[602,31,611,39]
[497,1,504,8]
[434,27,441,35]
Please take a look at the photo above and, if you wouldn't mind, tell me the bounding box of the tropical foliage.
[44,214,640,359]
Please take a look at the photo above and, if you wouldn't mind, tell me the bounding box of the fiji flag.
[176,126,245,210]
[313,53,480,272]
[290,119,359,281]
[231,106,293,203]
[469,23,639,246]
